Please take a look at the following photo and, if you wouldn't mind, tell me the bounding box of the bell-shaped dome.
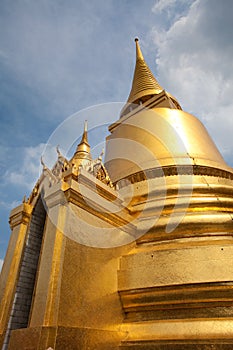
[105,107,230,183]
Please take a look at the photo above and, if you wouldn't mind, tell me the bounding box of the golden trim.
[120,282,233,321]
[116,165,233,189]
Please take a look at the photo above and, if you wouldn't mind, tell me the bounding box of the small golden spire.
[75,120,90,155]
[71,121,92,167]
[127,38,163,104]
[79,120,88,145]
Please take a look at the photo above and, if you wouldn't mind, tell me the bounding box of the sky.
[0,0,233,269]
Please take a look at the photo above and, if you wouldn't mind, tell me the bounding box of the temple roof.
[127,38,163,104]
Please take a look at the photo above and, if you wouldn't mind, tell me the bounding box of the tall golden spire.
[71,121,92,167]
[127,38,163,104]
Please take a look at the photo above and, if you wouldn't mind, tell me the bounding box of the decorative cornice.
[69,171,119,204]
[9,203,32,229]
[120,281,233,322]
[116,165,233,189]
[64,187,135,235]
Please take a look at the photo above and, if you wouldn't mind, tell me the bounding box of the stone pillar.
[0,203,32,348]
[7,185,68,350]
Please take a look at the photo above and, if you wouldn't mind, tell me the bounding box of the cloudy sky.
[0,0,233,269]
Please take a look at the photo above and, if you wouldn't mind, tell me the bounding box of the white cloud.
[0,200,21,210]
[152,0,194,27]
[151,0,233,164]
[5,143,48,190]
[152,0,178,13]
[0,1,136,117]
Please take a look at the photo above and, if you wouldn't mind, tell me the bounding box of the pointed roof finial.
[71,120,92,166]
[40,156,47,170]
[56,145,61,157]
[126,38,163,104]
[84,119,88,132]
[79,120,89,145]
[135,38,143,60]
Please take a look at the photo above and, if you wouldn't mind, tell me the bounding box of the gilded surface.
[127,39,163,104]
[1,39,233,349]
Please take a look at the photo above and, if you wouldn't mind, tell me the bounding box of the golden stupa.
[0,39,233,350]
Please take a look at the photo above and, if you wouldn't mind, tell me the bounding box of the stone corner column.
[0,202,32,347]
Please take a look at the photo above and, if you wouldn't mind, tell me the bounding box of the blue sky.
[0,0,233,269]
